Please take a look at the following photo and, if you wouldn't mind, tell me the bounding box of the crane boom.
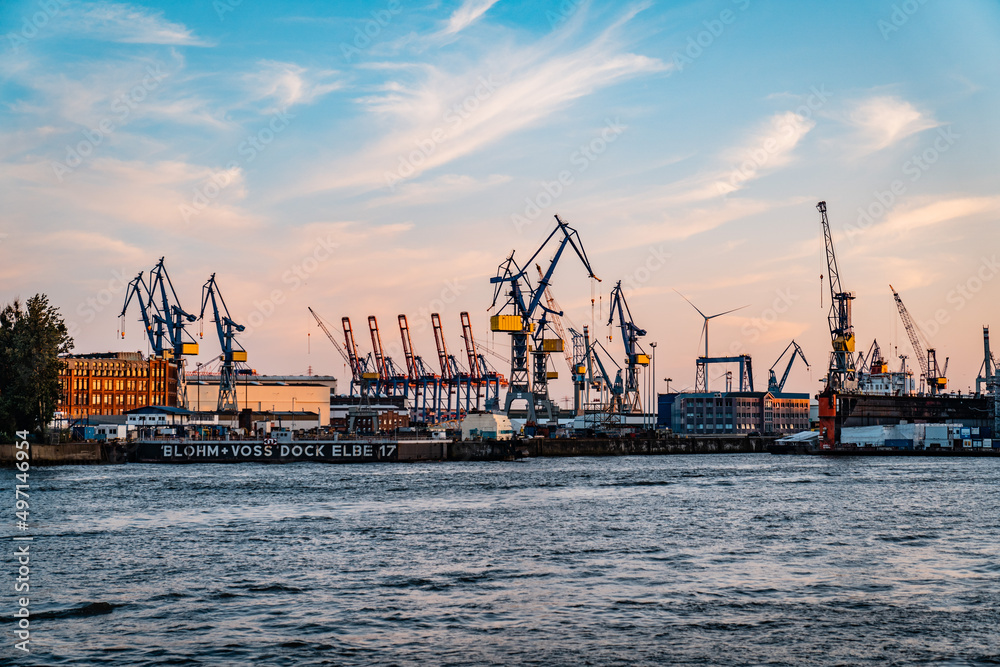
[431,313,451,379]
[120,271,162,354]
[398,315,418,380]
[889,284,947,393]
[460,312,481,380]
[768,340,809,393]
[308,307,352,368]
[368,316,388,380]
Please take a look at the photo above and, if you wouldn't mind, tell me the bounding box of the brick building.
[57,352,177,420]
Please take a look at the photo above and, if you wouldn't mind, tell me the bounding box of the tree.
[0,295,74,440]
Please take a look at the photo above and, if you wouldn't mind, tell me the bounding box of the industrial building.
[57,351,177,420]
[187,374,337,424]
[659,391,811,435]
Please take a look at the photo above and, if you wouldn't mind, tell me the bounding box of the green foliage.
[0,294,74,439]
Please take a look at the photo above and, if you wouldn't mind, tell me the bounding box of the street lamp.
[664,377,672,394]
[650,342,657,431]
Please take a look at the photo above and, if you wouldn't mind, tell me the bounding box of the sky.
[2,0,999,403]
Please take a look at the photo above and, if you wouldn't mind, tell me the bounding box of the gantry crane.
[399,314,442,423]
[817,202,857,392]
[199,274,247,412]
[767,340,809,394]
[342,317,377,396]
[889,284,948,394]
[489,214,599,423]
[608,280,648,413]
[976,326,997,396]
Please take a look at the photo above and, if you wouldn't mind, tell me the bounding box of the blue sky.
[2,0,999,400]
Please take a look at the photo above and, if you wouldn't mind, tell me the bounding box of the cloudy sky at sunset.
[2,0,999,400]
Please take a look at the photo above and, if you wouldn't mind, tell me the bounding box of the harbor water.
[10,454,1000,665]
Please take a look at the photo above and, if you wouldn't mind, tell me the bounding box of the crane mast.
[889,284,947,394]
[817,202,856,392]
[199,274,246,412]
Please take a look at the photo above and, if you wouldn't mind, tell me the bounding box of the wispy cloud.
[59,2,211,46]
[843,95,939,154]
[245,61,343,113]
[441,0,502,36]
[296,9,667,196]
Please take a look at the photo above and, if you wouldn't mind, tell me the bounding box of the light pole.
[650,342,657,431]
[665,377,672,394]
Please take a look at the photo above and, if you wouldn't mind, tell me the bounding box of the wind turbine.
[673,289,749,358]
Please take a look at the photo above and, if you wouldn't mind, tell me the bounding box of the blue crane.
[767,340,809,394]
[608,280,648,413]
[489,214,600,423]
[199,274,246,412]
[119,271,164,354]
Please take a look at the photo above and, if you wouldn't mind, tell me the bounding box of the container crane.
[889,284,947,394]
[767,340,809,394]
[608,280,648,413]
[489,214,600,423]
[198,274,247,412]
[817,202,857,393]
[399,314,442,423]
[343,317,377,396]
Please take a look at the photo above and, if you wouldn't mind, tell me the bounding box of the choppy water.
[7,454,1000,665]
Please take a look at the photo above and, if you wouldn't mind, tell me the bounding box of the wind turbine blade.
[707,304,750,319]
[673,289,708,319]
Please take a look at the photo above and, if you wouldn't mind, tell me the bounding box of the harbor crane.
[120,271,162,353]
[889,284,948,394]
[122,258,199,408]
[535,263,576,375]
[976,326,997,396]
[489,215,599,423]
[198,274,246,412]
[608,280,648,413]
[308,307,355,383]
[767,340,809,394]
[817,201,857,392]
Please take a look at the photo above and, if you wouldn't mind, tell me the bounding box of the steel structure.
[489,215,599,423]
[198,274,246,412]
[889,284,948,394]
[817,202,857,392]
[976,326,998,396]
[121,258,199,408]
[607,280,648,412]
[767,340,809,394]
